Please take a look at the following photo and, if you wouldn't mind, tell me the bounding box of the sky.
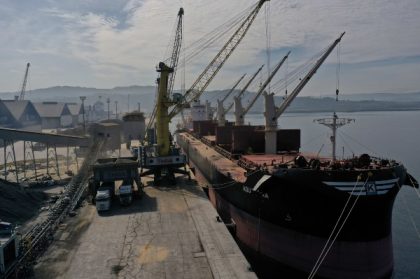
[1,0,420,96]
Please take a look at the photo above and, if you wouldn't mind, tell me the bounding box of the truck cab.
[95,187,111,211]
[116,180,133,206]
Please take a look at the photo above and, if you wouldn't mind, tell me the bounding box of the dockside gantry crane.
[19,62,30,101]
[263,32,345,153]
[141,0,269,185]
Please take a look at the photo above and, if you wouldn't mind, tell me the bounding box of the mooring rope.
[308,174,370,279]
[408,175,420,199]
[396,181,420,240]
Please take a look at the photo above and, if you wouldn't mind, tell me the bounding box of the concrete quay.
[34,172,256,279]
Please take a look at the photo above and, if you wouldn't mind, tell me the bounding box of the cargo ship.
[170,28,419,278]
[176,110,418,278]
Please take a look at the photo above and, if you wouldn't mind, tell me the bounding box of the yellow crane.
[141,1,269,185]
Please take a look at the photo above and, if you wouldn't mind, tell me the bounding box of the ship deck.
[180,133,248,183]
[241,153,329,167]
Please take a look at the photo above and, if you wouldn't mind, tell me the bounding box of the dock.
[34,172,256,279]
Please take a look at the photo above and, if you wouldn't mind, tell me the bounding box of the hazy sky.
[1,0,420,96]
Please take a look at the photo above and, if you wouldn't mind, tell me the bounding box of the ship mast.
[314,112,354,161]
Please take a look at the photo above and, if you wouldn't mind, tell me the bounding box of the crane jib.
[168,0,269,119]
[275,32,345,119]
[241,51,290,117]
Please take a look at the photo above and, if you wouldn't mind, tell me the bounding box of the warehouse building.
[33,102,73,129]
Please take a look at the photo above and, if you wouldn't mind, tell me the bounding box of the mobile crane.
[141,0,269,185]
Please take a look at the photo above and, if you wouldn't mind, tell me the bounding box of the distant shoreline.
[233,108,420,115]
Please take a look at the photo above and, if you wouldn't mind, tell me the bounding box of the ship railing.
[200,136,214,147]
[213,144,233,160]
[237,157,257,171]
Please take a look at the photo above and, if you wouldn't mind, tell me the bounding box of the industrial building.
[0,100,41,131]
[122,112,145,143]
[66,103,83,127]
[33,102,73,129]
[90,122,121,151]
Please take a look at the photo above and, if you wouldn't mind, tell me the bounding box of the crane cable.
[409,175,420,199]
[175,4,256,68]
[396,181,420,239]
[145,86,159,135]
[265,2,271,94]
[336,41,341,101]
[158,3,255,122]
[270,45,330,94]
[308,175,370,279]
[284,55,288,99]
[180,12,187,127]
[273,47,328,91]
[206,77,244,103]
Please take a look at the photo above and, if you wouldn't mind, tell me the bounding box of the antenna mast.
[314,112,354,161]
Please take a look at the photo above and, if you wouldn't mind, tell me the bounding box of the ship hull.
[177,132,406,278]
[208,187,393,279]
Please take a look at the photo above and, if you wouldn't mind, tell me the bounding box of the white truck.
[95,187,112,211]
[115,180,133,206]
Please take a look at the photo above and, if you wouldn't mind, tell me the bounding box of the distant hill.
[326,91,420,102]
[202,90,420,113]
[1,85,420,114]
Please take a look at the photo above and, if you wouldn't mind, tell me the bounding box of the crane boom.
[241,51,290,116]
[225,64,264,114]
[169,0,269,118]
[19,62,30,101]
[275,32,345,119]
[154,9,184,156]
[167,8,184,98]
[221,74,246,103]
[146,8,184,134]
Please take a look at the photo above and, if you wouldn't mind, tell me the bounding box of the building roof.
[66,103,82,116]
[33,102,71,118]
[0,101,17,125]
[2,100,31,121]
[122,112,145,121]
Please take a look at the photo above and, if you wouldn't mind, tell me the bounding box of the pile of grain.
[0,180,47,224]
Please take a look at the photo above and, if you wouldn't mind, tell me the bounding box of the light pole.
[79,96,86,134]
[115,101,118,119]
[107,97,110,120]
